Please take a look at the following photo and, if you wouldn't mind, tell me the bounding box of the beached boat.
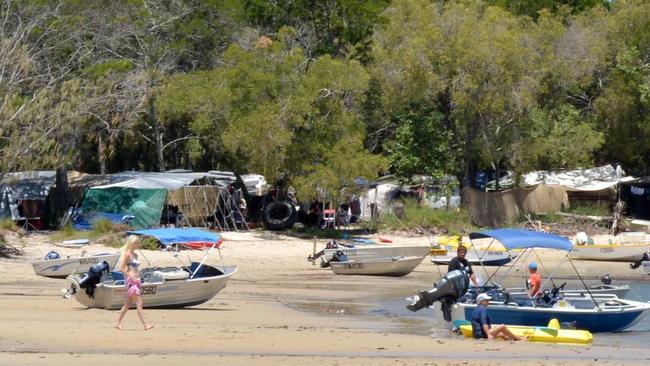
[455,318,593,344]
[31,252,120,278]
[569,232,650,262]
[316,243,430,264]
[407,229,650,333]
[66,228,237,309]
[430,248,515,266]
[329,255,426,276]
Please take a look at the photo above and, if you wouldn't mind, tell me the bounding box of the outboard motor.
[78,261,110,298]
[45,251,61,260]
[406,269,470,321]
[630,252,650,269]
[601,274,612,285]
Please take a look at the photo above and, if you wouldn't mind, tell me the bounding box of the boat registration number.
[141,286,157,295]
[599,248,615,254]
[343,263,363,270]
[78,258,100,265]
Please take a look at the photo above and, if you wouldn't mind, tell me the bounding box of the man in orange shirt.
[528,262,542,297]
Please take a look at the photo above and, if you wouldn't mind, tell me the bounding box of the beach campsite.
[3,1,650,365]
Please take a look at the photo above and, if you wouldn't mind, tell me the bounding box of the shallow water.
[364,280,650,347]
[289,272,650,344]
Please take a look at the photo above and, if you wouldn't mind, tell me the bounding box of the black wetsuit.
[447,256,473,276]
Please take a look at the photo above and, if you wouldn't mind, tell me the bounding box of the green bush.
[0,218,17,231]
[139,236,160,250]
[377,199,476,233]
[91,219,115,235]
[564,202,610,217]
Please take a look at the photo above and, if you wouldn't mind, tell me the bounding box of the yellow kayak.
[457,319,593,344]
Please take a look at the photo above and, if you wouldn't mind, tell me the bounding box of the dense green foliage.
[1,0,650,201]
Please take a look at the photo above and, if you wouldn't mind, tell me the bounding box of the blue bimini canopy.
[469,229,573,252]
[128,228,223,249]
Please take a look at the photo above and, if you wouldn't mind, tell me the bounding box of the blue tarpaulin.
[469,229,573,251]
[128,228,222,246]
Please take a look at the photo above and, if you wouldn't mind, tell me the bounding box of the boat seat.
[111,271,125,285]
[153,268,189,280]
[189,262,206,278]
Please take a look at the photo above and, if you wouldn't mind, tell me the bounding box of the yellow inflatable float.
[456,319,593,344]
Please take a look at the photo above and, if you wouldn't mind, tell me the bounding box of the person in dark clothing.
[471,293,523,340]
[447,245,479,286]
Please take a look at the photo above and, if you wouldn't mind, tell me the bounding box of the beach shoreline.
[1,230,649,365]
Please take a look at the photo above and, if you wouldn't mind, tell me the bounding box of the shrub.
[377,198,475,233]
[0,218,17,231]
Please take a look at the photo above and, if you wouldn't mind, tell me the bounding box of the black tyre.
[262,201,298,231]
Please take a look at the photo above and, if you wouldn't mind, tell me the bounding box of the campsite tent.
[79,171,247,230]
[466,165,637,227]
[0,171,58,229]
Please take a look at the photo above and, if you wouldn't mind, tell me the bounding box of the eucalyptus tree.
[160,31,386,201]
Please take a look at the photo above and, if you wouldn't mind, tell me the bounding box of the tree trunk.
[98,134,106,175]
[149,95,165,172]
[494,162,500,192]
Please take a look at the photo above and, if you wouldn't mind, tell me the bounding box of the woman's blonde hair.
[125,235,140,250]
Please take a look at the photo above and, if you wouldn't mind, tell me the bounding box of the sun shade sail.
[469,229,573,251]
[128,228,223,248]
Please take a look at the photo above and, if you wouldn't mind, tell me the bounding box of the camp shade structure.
[81,187,167,229]
[79,172,248,230]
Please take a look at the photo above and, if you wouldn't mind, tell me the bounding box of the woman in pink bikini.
[114,235,153,330]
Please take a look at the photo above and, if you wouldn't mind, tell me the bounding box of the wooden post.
[312,236,317,265]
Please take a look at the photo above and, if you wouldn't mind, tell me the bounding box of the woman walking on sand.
[114,235,153,330]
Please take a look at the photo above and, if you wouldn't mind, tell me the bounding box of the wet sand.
[1,230,649,365]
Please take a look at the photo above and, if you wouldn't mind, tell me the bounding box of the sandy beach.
[1,229,650,366]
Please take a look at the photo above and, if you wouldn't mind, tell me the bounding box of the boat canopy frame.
[469,228,601,309]
[127,228,226,279]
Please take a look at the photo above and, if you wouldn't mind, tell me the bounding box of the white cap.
[476,293,492,302]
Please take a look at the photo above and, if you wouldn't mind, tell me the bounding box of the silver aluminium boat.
[67,228,237,309]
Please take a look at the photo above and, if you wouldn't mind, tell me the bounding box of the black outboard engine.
[406,269,470,321]
[630,252,650,269]
[601,274,612,285]
[78,261,110,298]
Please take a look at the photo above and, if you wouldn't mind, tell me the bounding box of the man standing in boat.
[528,262,542,297]
[448,245,479,286]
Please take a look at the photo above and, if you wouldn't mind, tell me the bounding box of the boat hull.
[329,256,425,277]
[69,265,237,309]
[452,301,649,333]
[430,251,513,266]
[570,244,650,262]
[31,253,121,278]
[322,245,430,262]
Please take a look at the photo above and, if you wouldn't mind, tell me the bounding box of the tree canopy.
[1,0,649,201]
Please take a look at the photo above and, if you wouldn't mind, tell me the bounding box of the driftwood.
[0,244,23,258]
[553,212,610,222]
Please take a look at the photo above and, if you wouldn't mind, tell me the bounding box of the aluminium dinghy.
[66,228,237,309]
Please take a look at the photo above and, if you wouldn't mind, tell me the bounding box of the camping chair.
[10,202,39,230]
[336,205,351,229]
[322,209,336,229]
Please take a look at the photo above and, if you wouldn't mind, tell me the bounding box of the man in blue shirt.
[471,293,524,340]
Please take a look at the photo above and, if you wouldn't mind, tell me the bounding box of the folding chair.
[336,206,351,229]
[322,209,336,229]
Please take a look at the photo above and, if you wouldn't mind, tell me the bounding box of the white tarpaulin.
[521,165,636,191]
[94,172,210,190]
